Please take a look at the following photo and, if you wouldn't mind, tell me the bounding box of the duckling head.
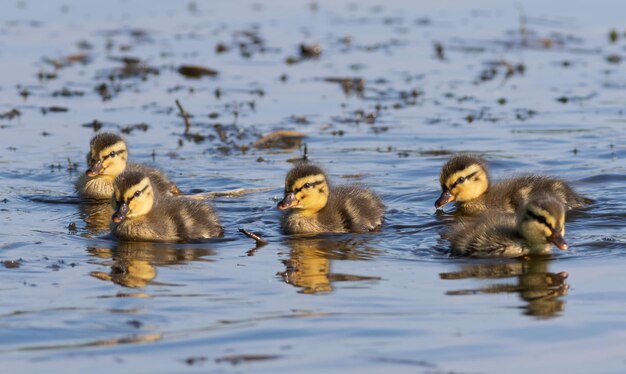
[112,171,155,222]
[518,197,568,251]
[278,164,329,216]
[86,132,128,179]
[436,155,489,209]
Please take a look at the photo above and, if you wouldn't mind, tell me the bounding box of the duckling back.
[447,214,525,257]
[482,175,588,213]
[112,197,223,242]
[329,186,384,233]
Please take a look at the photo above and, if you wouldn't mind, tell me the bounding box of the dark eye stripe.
[126,185,149,204]
[102,149,126,161]
[450,171,478,189]
[293,180,324,194]
[526,210,554,231]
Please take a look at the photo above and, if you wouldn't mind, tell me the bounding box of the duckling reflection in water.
[111,170,223,242]
[447,196,568,258]
[88,242,215,288]
[76,132,181,200]
[440,259,569,318]
[435,154,589,214]
[278,237,381,294]
[278,163,384,234]
[78,201,113,235]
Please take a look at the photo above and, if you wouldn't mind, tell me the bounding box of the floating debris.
[434,42,445,60]
[175,99,192,133]
[43,53,91,69]
[606,54,622,64]
[215,354,281,366]
[177,65,219,78]
[300,43,322,58]
[0,109,21,120]
[95,83,112,101]
[238,228,268,247]
[103,58,159,80]
[41,106,69,114]
[189,187,272,199]
[120,123,149,134]
[3,260,21,269]
[81,119,103,131]
[252,130,306,149]
[323,77,365,95]
[52,88,85,97]
[184,356,207,366]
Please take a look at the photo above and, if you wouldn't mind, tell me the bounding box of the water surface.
[0,0,625,372]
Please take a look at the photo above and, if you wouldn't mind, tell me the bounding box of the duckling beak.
[277,193,297,210]
[86,160,103,177]
[112,202,129,223]
[549,232,568,250]
[435,190,454,209]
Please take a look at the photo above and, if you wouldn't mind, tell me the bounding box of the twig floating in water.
[186,187,273,199]
[175,99,191,134]
[238,228,268,246]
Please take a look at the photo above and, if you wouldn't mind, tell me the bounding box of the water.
[0,0,625,372]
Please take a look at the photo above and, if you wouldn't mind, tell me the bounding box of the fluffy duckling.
[435,154,588,214]
[75,132,181,200]
[448,196,568,258]
[278,164,384,234]
[111,170,222,242]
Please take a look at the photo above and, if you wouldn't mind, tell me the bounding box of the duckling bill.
[76,132,181,200]
[111,170,222,242]
[435,154,589,214]
[448,196,568,258]
[278,163,384,234]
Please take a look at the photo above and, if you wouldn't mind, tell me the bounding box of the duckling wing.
[127,163,180,196]
[333,186,384,233]
[449,214,526,258]
[159,197,223,240]
[488,175,588,212]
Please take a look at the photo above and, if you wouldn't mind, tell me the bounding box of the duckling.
[75,132,181,200]
[277,163,384,234]
[435,154,588,214]
[111,170,223,242]
[447,196,568,258]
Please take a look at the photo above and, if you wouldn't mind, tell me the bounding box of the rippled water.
[1,0,625,372]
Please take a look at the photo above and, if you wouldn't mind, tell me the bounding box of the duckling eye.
[457,176,466,184]
[303,183,312,189]
[134,190,142,197]
[109,151,116,158]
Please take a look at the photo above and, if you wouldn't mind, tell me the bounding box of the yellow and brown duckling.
[447,195,568,258]
[76,132,181,200]
[277,164,384,234]
[111,170,223,242]
[435,154,588,214]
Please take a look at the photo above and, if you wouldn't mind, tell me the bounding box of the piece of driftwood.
[186,187,272,199]
[238,228,269,247]
[178,65,218,78]
[253,130,306,149]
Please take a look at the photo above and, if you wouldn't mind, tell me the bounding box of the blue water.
[0,0,625,372]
